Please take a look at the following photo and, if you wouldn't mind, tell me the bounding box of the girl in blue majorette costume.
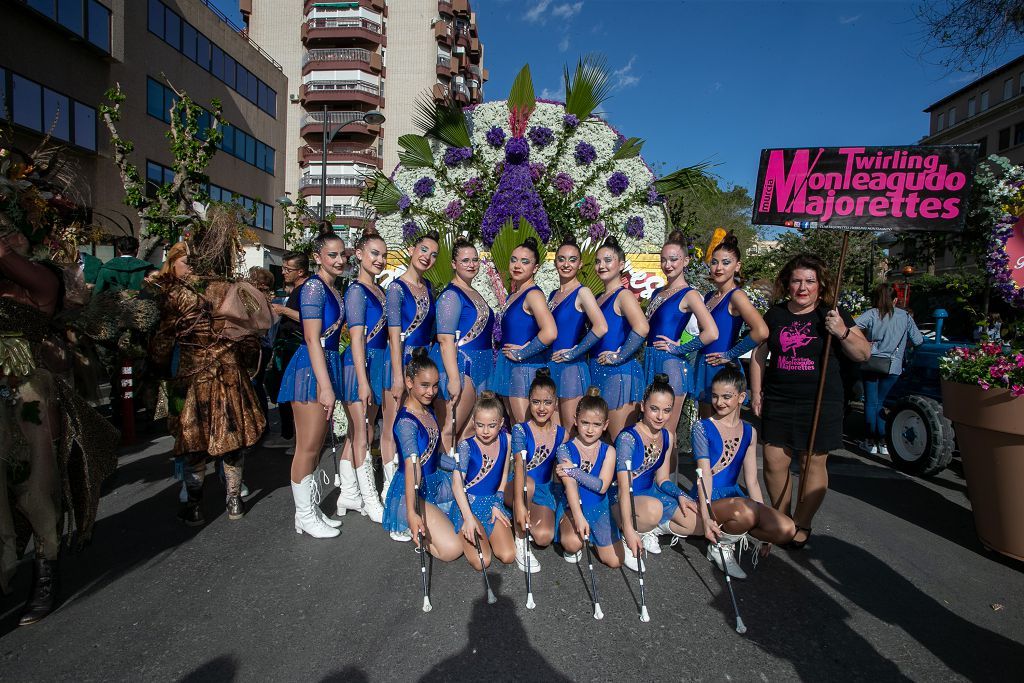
[643,229,718,468]
[447,391,517,570]
[431,237,495,454]
[491,236,557,424]
[279,224,348,540]
[381,349,462,555]
[547,235,608,429]
[338,227,390,523]
[381,231,439,501]
[506,368,568,575]
[695,231,768,417]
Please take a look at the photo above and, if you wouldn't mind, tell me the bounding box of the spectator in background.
[94,236,156,294]
[855,284,924,456]
[248,266,276,419]
[265,252,309,447]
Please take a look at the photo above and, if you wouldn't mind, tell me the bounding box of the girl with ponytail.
[589,235,649,440]
[695,231,768,417]
[643,230,718,467]
[491,237,558,424]
[547,235,608,428]
[382,230,440,512]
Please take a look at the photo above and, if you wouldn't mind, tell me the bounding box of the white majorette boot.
[641,530,662,555]
[381,457,398,504]
[515,536,542,573]
[336,459,364,517]
[622,539,646,573]
[292,475,340,538]
[706,532,749,580]
[356,457,384,524]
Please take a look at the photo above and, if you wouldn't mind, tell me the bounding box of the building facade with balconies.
[241,0,485,234]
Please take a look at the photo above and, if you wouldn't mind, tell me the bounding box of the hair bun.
[522,236,539,250]
[666,229,685,244]
[477,389,497,401]
[585,385,602,398]
[362,226,381,239]
[721,230,739,248]
[410,346,430,361]
[420,229,440,242]
[602,235,620,250]
[534,367,552,380]
[317,220,335,237]
[654,373,670,386]
[559,234,579,248]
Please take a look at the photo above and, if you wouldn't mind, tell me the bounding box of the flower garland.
[989,192,1024,310]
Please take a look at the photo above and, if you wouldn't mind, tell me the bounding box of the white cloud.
[709,81,723,93]
[552,2,583,20]
[612,56,640,89]
[558,35,570,52]
[839,14,860,24]
[540,85,566,100]
[523,0,552,23]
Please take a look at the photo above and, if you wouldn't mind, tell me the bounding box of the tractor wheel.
[885,395,955,476]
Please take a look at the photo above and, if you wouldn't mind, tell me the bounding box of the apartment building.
[0,0,288,263]
[241,0,486,233]
[920,53,1024,164]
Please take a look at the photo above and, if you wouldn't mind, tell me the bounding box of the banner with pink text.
[752,145,980,232]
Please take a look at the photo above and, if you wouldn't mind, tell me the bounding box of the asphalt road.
[1,413,1022,682]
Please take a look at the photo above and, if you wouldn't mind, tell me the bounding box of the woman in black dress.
[749,254,870,549]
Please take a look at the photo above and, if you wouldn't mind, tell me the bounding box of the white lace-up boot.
[562,549,582,563]
[292,475,340,538]
[381,458,399,504]
[515,536,542,573]
[622,539,646,572]
[356,457,384,524]
[706,532,749,579]
[641,531,662,554]
[336,460,364,517]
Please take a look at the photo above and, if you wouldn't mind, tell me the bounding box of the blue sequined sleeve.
[614,430,637,471]
[692,421,710,461]
[554,443,573,466]
[511,423,528,456]
[386,281,404,329]
[345,284,368,328]
[299,277,326,321]
[454,440,472,475]
[435,289,462,337]
[395,416,420,461]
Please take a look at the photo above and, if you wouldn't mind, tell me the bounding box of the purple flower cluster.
[530,162,546,182]
[413,176,436,198]
[443,146,473,167]
[646,185,662,206]
[505,137,530,164]
[485,126,506,148]
[578,195,600,220]
[554,172,575,194]
[444,199,464,220]
[528,126,554,148]
[397,195,412,211]
[563,114,580,129]
[606,171,630,196]
[463,176,482,197]
[574,141,597,165]
[402,220,419,242]
[480,159,551,246]
[588,222,607,240]
[987,211,1024,309]
[625,216,645,238]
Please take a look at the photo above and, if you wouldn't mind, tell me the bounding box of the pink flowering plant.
[940,342,1024,397]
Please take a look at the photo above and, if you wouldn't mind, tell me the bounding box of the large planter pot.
[941,380,1024,561]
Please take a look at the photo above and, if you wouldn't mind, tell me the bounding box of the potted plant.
[939,342,1024,560]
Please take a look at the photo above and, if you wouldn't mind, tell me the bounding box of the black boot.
[178,487,205,526]
[18,557,59,627]
[226,495,245,521]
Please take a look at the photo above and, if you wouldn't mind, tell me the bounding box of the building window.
[1015,123,1024,146]
[43,88,70,141]
[86,1,111,52]
[224,55,236,89]
[948,106,956,127]
[1005,78,1015,101]
[197,33,210,71]
[211,45,224,80]
[182,22,197,62]
[937,112,944,131]
[147,0,163,36]
[27,0,56,18]
[999,127,1011,150]
[164,9,180,50]
[73,100,95,150]
[146,77,164,119]
[1020,72,1024,94]
[12,74,42,132]
[977,136,988,157]
[57,0,84,36]
[968,97,976,117]
[981,90,990,110]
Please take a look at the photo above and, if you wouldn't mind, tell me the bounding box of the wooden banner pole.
[797,229,850,504]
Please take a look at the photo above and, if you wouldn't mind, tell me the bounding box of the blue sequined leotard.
[509,422,567,511]
[447,432,512,535]
[694,289,746,402]
[383,278,435,387]
[613,426,680,525]
[382,406,453,534]
[589,289,645,410]
[430,283,495,400]
[277,275,345,403]
[490,285,545,398]
[546,286,592,399]
[643,285,694,395]
[689,418,754,500]
[342,280,387,404]
[553,441,620,547]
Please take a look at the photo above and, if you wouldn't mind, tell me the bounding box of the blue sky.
[217,0,1023,191]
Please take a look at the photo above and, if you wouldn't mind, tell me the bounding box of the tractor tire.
[885,394,955,476]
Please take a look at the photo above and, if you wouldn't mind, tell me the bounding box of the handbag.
[863,353,892,374]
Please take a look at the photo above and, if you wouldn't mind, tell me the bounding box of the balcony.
[452,0,469,15]
[299,174,367,197]
[302,17,385,46]
[434,21,453,45]
[300,111,382,138]
[302,48,382,75]
[300,80,382,106]
[298,143,382,168]
[453,83,470,104]
[469,35,480,57]
[303,0,385,14]
[432,83,450,102]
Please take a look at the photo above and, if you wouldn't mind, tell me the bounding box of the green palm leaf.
[563,54,613,121]
[654,162,719,202]
[507,65,536,137]
[398,134,436,169]
[359,171,402,215]
[423,229,454,292]
[412,93,472,148]
[612,137,645,160]
[578,240,605,295]
[490,217,546,288]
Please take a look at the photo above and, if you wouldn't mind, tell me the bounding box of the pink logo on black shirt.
[778,321,816,371]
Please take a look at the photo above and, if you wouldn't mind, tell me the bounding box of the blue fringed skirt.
[589,358,645,410]
[688,482,745,501]
[489,355,545,398]
[382,345,430,390]
[447,491,511,536]
[643,346,695,396]
[430,346,495,401]
[382,467,454,533]
[693,354,747,403]
[342,346,386,404]
[610,484,683,526]
[547,359,591,399]
[554,492,620,548]
[505,471,559,512]
[277,346,343,403]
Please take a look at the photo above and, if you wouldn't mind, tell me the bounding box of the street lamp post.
[318,106,386,221]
